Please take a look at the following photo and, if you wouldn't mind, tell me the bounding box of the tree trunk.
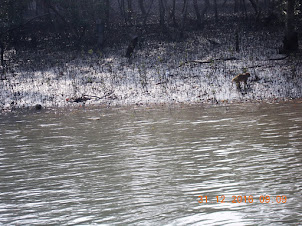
[143,0,155,25]
[96,20,105,50]
[119,0,126,22]
[125,35,138,58]
[287,0,295,35]
[159,0,166,31]
[180,0,188,38]
[235,30,239,52]
[201,0,210,20]
[105,0,110,26]
[241,0,247,17]
[193,0,202,27]
[138,0,146,16]
[127,0,133,25]
[249,0,259,15]
[234,0,239,13]
[0,40,4,79]
[0,41,4,67]
[170,0,177,27]
[264,0,269,12]
[214,0,218,23]
[281,0,298,53]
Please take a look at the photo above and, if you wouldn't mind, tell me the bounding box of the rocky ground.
[0,21,302,112]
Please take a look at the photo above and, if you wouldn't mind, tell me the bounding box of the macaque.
[232,72,250,90]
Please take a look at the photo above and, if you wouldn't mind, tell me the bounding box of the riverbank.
[1,23,302,113]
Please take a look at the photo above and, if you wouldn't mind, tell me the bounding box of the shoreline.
[1,97,302,115]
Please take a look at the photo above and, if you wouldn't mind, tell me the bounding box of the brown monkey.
[232,72,250,90]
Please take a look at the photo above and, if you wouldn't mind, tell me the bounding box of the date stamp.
[198,195,287,204]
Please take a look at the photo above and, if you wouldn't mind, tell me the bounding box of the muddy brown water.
[0,102,301,225]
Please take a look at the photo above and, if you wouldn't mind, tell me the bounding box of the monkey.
[232,72,250,90]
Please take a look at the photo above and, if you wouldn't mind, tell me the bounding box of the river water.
[0,102,301,225]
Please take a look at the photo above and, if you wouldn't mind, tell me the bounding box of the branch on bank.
[179,57,238,67]
[268,55,288,61]
[66,92,115,103]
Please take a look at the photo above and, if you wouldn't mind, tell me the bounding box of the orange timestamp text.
[198,195,287,204]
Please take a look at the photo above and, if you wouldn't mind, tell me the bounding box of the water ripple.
[0,102,302,225]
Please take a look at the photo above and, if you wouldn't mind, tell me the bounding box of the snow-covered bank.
[1,25,302,112]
